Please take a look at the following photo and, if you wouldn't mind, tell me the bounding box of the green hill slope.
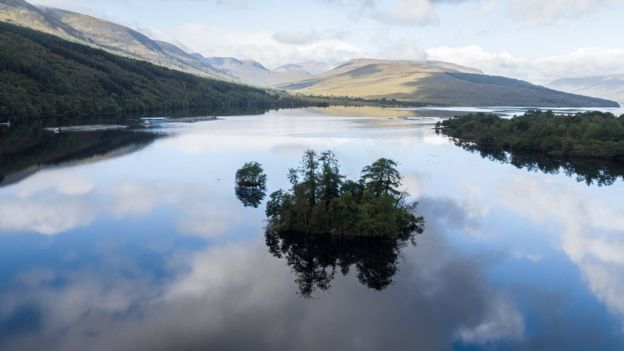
[0,22,313,120]
[0,0,230,80]
[280,59,619,107]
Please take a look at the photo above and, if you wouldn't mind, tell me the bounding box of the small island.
[266,150,424,238]
[235,162,267,208]
[437,110,624,161]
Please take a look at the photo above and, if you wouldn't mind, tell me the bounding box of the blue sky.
[29,0,624,83]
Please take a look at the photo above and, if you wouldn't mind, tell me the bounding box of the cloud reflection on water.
[0,196,525,351]
[500,175,624,326]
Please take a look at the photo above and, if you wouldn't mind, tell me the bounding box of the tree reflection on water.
[453,140,624,187]
[235,185,267,208]
[265,229,419,297]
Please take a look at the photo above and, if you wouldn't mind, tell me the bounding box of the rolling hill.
[548,75,624,104]
[0,22,316,120]
[0,0,230,80]
[279,59,619,107]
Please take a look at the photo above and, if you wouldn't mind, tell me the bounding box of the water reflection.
[265,230,414,296]
[0,196,526,351]
[235,185,267,208]
[1,109,624,350]
[0,123,159,188]
[451,139,624,186]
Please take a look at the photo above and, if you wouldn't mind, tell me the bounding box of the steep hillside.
[548,75,624,104]
[280,59,618,107]
[0,22,316,120]
[0,0,229,79]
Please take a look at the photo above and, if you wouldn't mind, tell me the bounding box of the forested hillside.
[0,22,316,121]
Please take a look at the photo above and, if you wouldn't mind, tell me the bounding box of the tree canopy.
[266,150,424,238]
[437,110,624,161]
[437,110,624,186]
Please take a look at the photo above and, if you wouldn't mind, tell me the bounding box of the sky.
[28,0,624,84]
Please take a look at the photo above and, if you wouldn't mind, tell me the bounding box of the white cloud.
[372,0,438,25]
[508,0,624,25]
[111,181,158,216]
[0,168,240,238]
[426,45,624,83]
[457,296,525,343]
[0,200,96,235]
[158,23,364,68]
[499,175,624,324]
[15,169,94,198]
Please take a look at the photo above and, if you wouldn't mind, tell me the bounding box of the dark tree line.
[437,110,624,161]
[437,110,624,186]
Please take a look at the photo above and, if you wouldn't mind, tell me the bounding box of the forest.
[0,22,323,121]
[437,110,624,161]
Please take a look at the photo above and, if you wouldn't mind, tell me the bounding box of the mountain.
[203,57,273,86]
[278,59,618,107]
[0,0,229,80]
[547,75,624,104]
[0,22,316,120]
[275,61,335,75]
[204,57,329,86]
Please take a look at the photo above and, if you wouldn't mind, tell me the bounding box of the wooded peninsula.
[437,110,624,161]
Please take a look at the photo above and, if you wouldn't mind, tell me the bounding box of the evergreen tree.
[360,158,402,197]
[319,151,343,206]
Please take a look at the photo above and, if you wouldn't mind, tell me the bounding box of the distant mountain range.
[547,76,624,104]
[0,0,619,107]
[278,59,618,107]
[200,57,331,87]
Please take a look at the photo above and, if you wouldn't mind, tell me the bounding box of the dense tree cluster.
[266,151,424,238]
[0,22,323,121]
[437,110,624,161]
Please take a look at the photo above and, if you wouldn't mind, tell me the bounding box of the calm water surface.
[0,107,623,350]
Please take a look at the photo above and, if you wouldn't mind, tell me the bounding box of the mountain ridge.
[278,59,619,107]
[0,0,230,80]
[548,75,624,104]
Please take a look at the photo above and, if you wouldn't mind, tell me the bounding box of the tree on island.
[266,150,424,238]
[236,161,267,187]
[235,162,267,208]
